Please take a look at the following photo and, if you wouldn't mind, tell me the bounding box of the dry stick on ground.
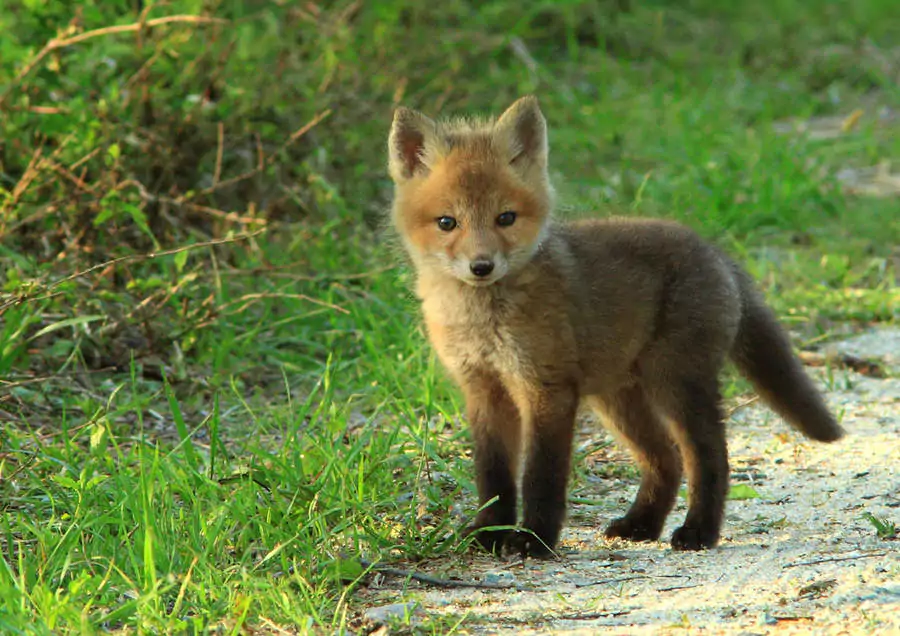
[119,179,267,227]
[0,148,104,233]
[358,560,533,592]
[217,265,398,282]
[123,51,162,92]
[783,551,888,569]
[0,367,119,390]
[134,1,155,122]
[0,229,266,314]
[574,573,691,589]
[798,350,886,378]
[117,109,330,221]
[565,610,631,622]
[213,122,225,187]
[198,110,332,197]
[574,575,650,589]
[217,292,349,316]
[0,135,76,223]
[0,15,228,109]
[726,395,760,418]
[657,583,703,592]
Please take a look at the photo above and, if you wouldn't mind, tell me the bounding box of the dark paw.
[604,516,663,542]
[503,529,556,559]
[670,525,719,551]
[462,525,509,556]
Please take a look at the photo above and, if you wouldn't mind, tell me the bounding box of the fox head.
[387,96,554,286]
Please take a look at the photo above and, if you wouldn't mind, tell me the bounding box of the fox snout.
[454,251,507,285]
[469,257,495,278]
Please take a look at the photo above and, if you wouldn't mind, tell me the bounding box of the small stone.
[483,570,516,585]
[760,612,778,626]
[858,585,900,604]
[363,602,421,624]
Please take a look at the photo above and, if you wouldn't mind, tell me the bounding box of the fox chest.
[420,293,572,383]
[432,318,523,376]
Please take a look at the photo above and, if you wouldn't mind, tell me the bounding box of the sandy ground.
[359,328,900,635]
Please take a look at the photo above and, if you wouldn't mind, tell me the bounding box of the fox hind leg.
[647,375,729,550]
[591,386,682,543]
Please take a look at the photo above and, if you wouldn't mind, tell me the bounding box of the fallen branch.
[1,367,117,390]
[726,395,759,418]
[217,292,349,316]
[783,551,887,569]
[359,560,532,591]
[574,575,648,588]
[564,610,631,621]
[0,229,266,314]
[0,135,75,221]
[198,110,332,197]
[798,350,886,378]
[657,583,702,592]
[118,179,268,226]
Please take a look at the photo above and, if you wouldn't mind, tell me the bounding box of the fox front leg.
[460,371,523,555]
[505,383,579,558]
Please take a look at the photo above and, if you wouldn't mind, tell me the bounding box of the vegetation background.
[0,0,897,632]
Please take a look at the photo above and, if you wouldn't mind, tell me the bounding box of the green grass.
[1,0,899,632]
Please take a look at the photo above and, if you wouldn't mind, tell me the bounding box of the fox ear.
[389,107,436,182]
[495,95,548,169]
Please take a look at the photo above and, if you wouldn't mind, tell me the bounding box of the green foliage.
[863,512,899,540]
[0,0,898,631]
[727,484,762,501]
[678,484,762,501]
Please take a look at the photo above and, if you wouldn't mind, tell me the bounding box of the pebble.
[483,570,517,585]
[363,602,421,624]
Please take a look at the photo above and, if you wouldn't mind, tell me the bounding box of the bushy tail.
[729,270,844,442]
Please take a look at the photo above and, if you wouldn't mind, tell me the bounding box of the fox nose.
[470,258,495,278]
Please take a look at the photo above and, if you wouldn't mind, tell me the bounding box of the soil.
[360,328,900,635]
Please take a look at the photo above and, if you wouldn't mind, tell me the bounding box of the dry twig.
[783,551,887,569]
[199,110,332,196]
[0,229,266,314]
[359,560,533,591]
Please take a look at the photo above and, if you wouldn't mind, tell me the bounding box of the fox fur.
[386,95,844,557]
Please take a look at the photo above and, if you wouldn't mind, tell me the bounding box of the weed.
[862,512,899,540]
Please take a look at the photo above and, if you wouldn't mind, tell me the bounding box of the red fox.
[387,96,844,557]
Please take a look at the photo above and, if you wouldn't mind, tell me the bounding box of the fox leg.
[648,375,729,550]
[591,385,682,542]
[461,370,523,554]
[506,383,579,558]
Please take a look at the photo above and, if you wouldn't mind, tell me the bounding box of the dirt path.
[361,328,900,634]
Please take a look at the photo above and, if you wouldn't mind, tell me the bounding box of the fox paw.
[503,530,557,559]
[670,525,719,551]
[604,516,663,542]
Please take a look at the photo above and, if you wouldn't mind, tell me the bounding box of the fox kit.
[386,96,844,556]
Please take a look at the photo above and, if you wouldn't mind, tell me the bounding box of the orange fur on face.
[394,145,550,282]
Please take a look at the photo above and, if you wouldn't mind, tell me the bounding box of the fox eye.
[496,211,517,227]
[437,216,457,232]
